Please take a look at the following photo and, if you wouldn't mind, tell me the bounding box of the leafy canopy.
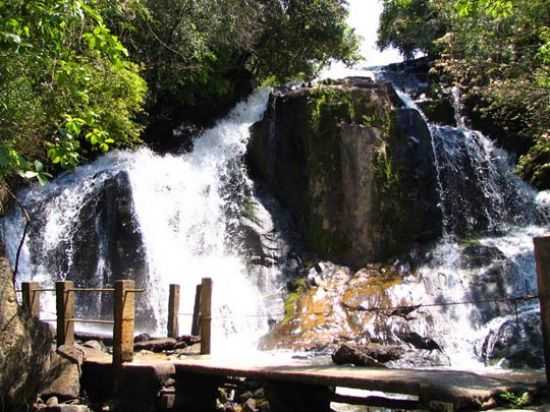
[0,0,360,185]
[0,0,147,182]
[378,0,550,188]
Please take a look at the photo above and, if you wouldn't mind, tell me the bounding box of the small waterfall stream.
[375,66,550,368]
[2,89,287,354]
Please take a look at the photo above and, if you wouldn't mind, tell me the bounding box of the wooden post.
[22,281,40,318]
[56,281,75,347]
[534,236,550,383]
[200,278,212,355]
[113,280,136,368]
[167,284,180,338]
[191,283,202,336]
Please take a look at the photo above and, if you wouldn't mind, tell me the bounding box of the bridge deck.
[83,348,545,408]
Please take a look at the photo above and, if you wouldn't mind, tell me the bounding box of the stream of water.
[373,67,549,369]
[1,89,285,354]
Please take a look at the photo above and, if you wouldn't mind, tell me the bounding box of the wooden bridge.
[15,236,550,411]
[80,347,545,412]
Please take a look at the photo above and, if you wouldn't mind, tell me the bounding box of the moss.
[342,270,401,308]
[300,86,380,258]
[241,195,260,225]
[282,278,307,324]
[461,236,482,247]
[289,84,399,261]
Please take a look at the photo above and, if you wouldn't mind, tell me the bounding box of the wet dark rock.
[176,335,201,345]
[134,333,152,343]
[397,330,442,352]
[133,338,188,352]
[418,98,456,126]
[248,81,441,266]
[383,57,433,98]
[332,344,387,367]
[21,170,153,330]
[461,244,506,269]
[237,185,304,287]
[480,310,543,368]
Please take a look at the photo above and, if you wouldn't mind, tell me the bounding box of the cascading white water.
[374,66,550,368]
[127,89,276,353]
[2,89,284,355]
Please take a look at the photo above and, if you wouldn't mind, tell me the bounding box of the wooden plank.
[81,349,545,410]
[56,281,75,346]
[167,284,180,338]
[331,393,420,410]
[191,284,202,336]
[171,358,543,399]
[200,278,212,355]
[22,281,40,318]
[535,235,550,383]
[113,280,136,368]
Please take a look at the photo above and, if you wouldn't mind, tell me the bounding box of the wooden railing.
[17,277,213,367]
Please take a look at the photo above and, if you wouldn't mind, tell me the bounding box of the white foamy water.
[373,65,550,369]
[2,89,282,355]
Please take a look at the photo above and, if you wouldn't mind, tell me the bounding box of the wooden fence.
[18,277,213,368]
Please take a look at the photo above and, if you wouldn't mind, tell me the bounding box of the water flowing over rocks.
[254,64,548,369]
[2,57,549,408]
[2,89,289,352]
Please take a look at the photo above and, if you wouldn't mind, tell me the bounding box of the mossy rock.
[248,81,442,266]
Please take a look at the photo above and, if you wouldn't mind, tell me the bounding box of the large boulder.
[479,310,543,368]
[13,170,153,330]
[332,343,404,367]
[39,346,83,401]
[248,79,441,266]
[0,243,58,408]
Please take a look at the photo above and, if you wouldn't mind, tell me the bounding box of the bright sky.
[349,0,403,66]
[321,0,403,79]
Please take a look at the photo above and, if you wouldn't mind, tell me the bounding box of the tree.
[0,0,146,181]
[378,0,550,188]
[377,0,448,58]
[0,0,360,181]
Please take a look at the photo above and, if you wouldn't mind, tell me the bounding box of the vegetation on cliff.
[0,0,359,185]
[379,0,550,189]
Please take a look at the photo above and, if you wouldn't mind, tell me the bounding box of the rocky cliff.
[248,79,442,266]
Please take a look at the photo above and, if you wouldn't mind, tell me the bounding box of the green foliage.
[499,390,531,407]
[378,0,448,58]
[283,278,307,324]
[0,0,358,184]
[120,0,360,109]
[0,0,146,182]
[379,0,550,188]
[250,0,361,82]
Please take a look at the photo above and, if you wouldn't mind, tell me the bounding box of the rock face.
[16,170,153,329]
[248,79,441,266]
[39,346,83,401]
[0,243,65,409]
[479,310,544,368]
[259,261,450,368]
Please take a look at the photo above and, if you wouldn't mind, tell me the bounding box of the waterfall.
[1,89,285,354]
[374,66,549,368]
